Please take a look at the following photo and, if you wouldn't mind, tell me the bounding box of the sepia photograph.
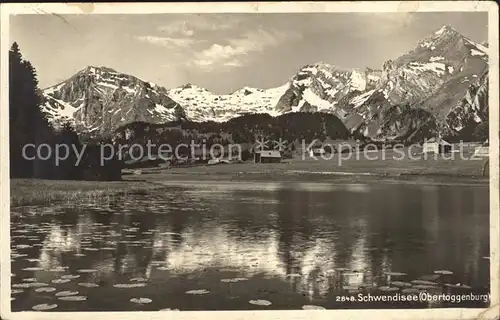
[1,2,498,319]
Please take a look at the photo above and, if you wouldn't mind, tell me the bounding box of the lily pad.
[22,278,38,282]
[221,277,248,283]
[61,275,81,280]
[35,287,57,293]
[335,267,350,272]
[401,288,420,294]
[411,280,438,286]
[13,282,48,288]
[32,303,58,311]
[419,275,440,281]
[130,277,148,282]
[285,273,301,278]
[77,282,99,288]
[249,299,272,306]
[16,244,33,249]
[156,267,169,271]
[234,277,249,282]
[444,283,472,289]
[55,291,79,297]
[76,269,98,273]
[52,279,71,284]
[433,270,453,275]
[385,272,407,276]
[11,289,24,294]
[390,281,412,287]
[58,296,87,301]
[186,289,210,295]
[379,286,399,292]
[302,305,326,310]
[342,272,363,277]
[113,283,147,288]
[130,297,152,304]
[22,267,44,271]
[413,284,438,290]
[342,285,359,291]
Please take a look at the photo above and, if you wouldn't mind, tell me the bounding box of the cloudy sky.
[11,12,487,94]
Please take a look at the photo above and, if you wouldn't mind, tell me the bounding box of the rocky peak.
[433,25,460,38]
[41,66,181,134]
[181,83,194,89]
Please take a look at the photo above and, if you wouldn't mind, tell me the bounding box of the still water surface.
[11,181,490,311]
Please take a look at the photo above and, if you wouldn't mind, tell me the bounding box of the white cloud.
[158,21,195,37]
[158,15,240,36]
[192,28,301,70]
[223,59,244,67]
[136,35,198,48]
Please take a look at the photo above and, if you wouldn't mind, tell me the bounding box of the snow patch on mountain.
[349,71,367,91]
[350,89,376,108]
[41,96,82,124]
[429,56,444,62]
[406,61,446,76]
[302,88,334,111]
[168,83,289,122]
[470,48,486,56]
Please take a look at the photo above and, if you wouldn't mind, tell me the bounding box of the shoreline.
[10,154,489,207]
[127,170,489,187]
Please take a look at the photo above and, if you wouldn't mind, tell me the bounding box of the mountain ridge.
[40,25,489,142]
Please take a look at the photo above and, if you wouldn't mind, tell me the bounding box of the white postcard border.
[0,2,498,320]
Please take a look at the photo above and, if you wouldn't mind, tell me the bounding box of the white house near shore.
[422,137,452,154]
[254,150,282,163]
[309,147,326,157]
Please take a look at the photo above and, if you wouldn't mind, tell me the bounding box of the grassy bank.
[10,179,165,207]
[125,148,489,185]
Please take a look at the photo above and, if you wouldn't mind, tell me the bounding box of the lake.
[10,181,491,311]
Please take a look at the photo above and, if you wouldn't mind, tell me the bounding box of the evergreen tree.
[9,42,53,178]
[473,121,489,142]
[55,123,82,180]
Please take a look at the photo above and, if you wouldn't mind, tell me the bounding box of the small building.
[309,147,326,157]
[422,137,452,154]
[474,140,489,158]
[254,150,282,163]
[305,139,325,157]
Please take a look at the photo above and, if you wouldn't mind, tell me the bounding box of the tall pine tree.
[9,42,53,178]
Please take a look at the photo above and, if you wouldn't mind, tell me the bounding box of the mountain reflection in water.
[11,182,490,311]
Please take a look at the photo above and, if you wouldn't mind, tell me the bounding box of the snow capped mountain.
[334,25,489,139]
[39,25,489,142]
[274,63,382,116]
[167,83,289,122]
[41,66,183,133]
